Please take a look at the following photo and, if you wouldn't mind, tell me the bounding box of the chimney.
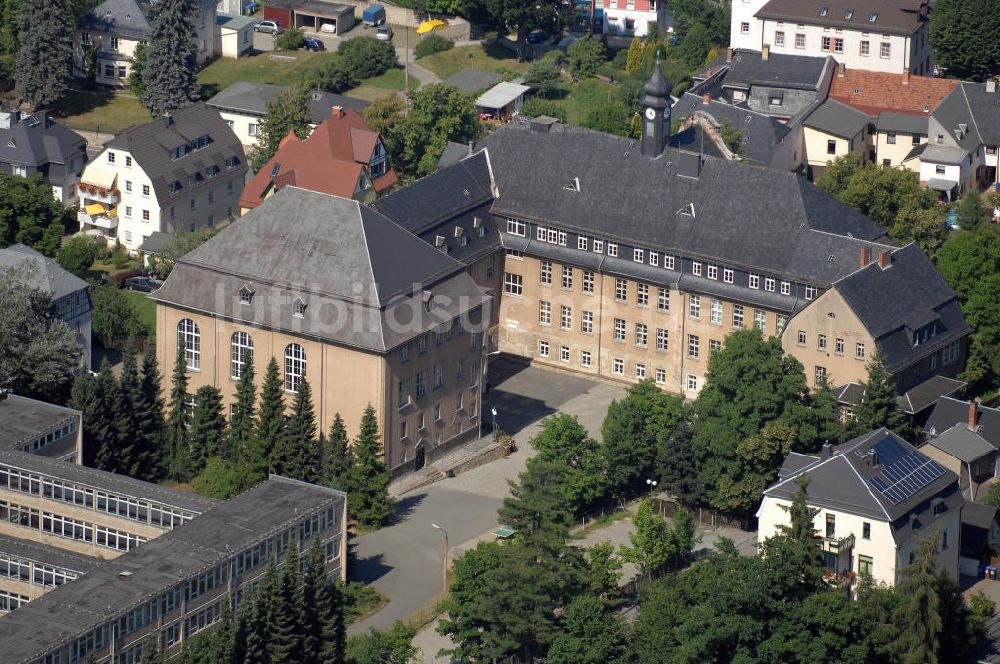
[902,71,910,85]
[726,47,733,63]
[0,109,18,129]
[761,44,770,61]
[821,442,833,459]
[311,88,323,101]
[987,78,997,94]
[878,250,891,269]
[163,113,173,127]
[838,62,846,78]
[330,105,345,118]
[702,93,711,105]
[969,399,978,431]
[467,141,474,156]
[859,246,872,268]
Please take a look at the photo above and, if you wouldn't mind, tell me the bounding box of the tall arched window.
[284,344,306,393]
[177,319,200,370]
[230,331,253,380]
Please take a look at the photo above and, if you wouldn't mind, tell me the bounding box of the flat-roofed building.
[0,395,83,462]
[0,476,347,664]
[0,535,97,609]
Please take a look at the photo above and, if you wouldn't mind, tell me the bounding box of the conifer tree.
[135,352,167,481]
[138,638,163,664]
[303,538,346,663]
[212,600,236,664]
[275,378,318,481]
[892,536,943,662]
[346,405,393,527]
[15,0,73,108]
[229,352,256,463]
[141,0,199,116]
[188,385,225,476]
[625,36,643,73]
[855,350,906,436]
[252,559,280,659]
[323,413,353,490]
[242,591,269,664]
[165,348,191,480]
[271,541,305,663]
[117,344,142,475]
[253,357,285,475]
[231,588,254,664]
[70,371,99,466]
[93,358,130,473]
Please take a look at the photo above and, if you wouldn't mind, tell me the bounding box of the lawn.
[349,67,420,101]
[552,78,619,126]
[49,90,150,134]
[417,42,528,80]
[123,290,157,339]
[197,49,337,98]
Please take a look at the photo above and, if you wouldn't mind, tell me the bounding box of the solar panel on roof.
[867,451,947,506]
[872,436,908,466]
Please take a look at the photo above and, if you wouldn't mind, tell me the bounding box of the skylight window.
[819,6,828,16]
[868,12,878,22]
[844,9,853,19]
[293,298,306,318]
[270,163,281,178]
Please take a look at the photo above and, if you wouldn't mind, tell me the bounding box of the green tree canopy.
[188,385,226,476]
[91,281,145,350]
[249,85,311,172]
[15,0,73,108]
[530,414,606,511]
[853,350,906,436]
[345,405,393,527]
[337,37,397,79]
[141,0,199,116]
[546,594,627,664]
[930,0,1000,81]
[0,173,71,256]
[393,83,480,176]
[55,235,101,276]
[567,36,606,79]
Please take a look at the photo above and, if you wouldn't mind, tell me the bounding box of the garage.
[293,0,355,34]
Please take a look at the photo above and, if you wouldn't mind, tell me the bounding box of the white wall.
[602,8,659,36]
[730,0,769,51]
[216,109,263,148]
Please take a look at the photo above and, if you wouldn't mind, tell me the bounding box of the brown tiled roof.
[239,107,396,209]
[756,0,929,35]
[829,68,958,116]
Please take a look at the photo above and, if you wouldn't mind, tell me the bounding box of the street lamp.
[646,478,658,498]
[491,407,499,437]
[431,523,449,596]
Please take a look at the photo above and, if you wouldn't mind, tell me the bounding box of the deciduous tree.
[546,594,627,664]
[530,414,606,511]
[249,85,311,172]
[0,173,71,256]
[394,83,480,176]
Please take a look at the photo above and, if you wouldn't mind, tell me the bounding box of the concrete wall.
[334,0,471,37]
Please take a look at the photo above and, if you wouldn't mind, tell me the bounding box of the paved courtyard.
[349,359,624,635]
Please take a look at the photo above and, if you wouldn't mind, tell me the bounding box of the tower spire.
[641,59,673,158]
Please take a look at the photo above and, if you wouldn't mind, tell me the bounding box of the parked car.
[253,20,282,34]
[319,22,337,33]
[527,29,546,43]
[303,36,326,51]
[124,276,160,293]
[376,25,393,41]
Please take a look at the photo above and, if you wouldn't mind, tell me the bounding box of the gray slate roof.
[0,244,88,301]
[832,381,865,405]
[875,111,930,134]
[153,187,490,352]
[375,151,500,264]
[804,98,872,139]
[756,0,928,35]
[83,0,216,39]
[962,82,1000,146]
[833,243,970,372]
[0,111,86,169]
[670,93,792,165]
[437,141,471,169]
[477,119,891,287]
[896,374,965,414]
[962,501,998,530]
[138,230,174,255]
[444,68,503,94]
[105,102,246,204]
[927,396,1000,451]
[206,81,369,123]
[928,84,984,156]
[0,477,344,664]
[0,395,79,451]
[722,48,829,91]
[764,428,962,527]
[925,423,995,464]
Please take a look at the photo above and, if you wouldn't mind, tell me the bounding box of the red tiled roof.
[829,68,958,116]
[239,107,396,209]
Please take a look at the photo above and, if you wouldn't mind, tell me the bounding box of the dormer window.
[293,298,306,318]
[169,180,182,194]
[844,9,853,19]
[868,11,878,22]
[226,156,240,169]
[239,285,254,305]
[819,6,828,16]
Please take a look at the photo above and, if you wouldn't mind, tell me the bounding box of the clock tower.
[641,59,673,158]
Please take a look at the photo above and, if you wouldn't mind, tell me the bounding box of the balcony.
[821,532,855,554]
[78,207,118,230]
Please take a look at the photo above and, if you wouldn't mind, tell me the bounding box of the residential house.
[0,244,92,372]
[825,66,956,169]
[802,98,872,179]
[77,102,247,253]
[921,80,1000,199]
[922,397,1000,501]
[151,187,491,476]
[0,110,87,206]
[960,502,1000,576]
[75,0,218,87]
[758,428,963,586]
[238,105,396,212]
[0,394,83,462]
[730,0,934,75]
[691,47,834,122]
[783,243,970,395]
[206,82,369,148]
[596,0,670,37]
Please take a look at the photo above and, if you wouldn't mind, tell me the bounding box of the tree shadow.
[51,84,114,120]
[199,82,222,100]
[391,492,426,524]
[484,388,555,437]
[350,552,393,585]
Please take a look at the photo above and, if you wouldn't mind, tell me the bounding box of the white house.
[77,103,247,253]
[75,0,218,87]
[757,428,963,586]
[730,0,934,75]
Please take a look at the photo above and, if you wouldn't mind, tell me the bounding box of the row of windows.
[398,360,479,405]
[0,554,83,588]
[797,331,866,359]
[535,340,700,389]
[687,296,787,335]
[0,589,28,613]
[22,421,77,454]
[0,464,197,528]
[399,392,479,441]
[399,323,482,363]
[0,499,147,551]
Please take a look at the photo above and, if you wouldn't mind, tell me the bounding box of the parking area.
[250,20,401,52]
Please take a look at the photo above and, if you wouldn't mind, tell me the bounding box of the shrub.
[338,36,398,79]
[521,98,568,123]
[524,55,562,96]
[275,26,305,51]
[56,235,102,276]
[568,36,608,80]
[584,102,630,136]
[303,55,359,93]
[414,33,454,59]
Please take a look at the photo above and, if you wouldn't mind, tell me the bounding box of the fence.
[651,497,753,532]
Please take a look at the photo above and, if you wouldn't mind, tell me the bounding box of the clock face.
[645,107,656,120]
